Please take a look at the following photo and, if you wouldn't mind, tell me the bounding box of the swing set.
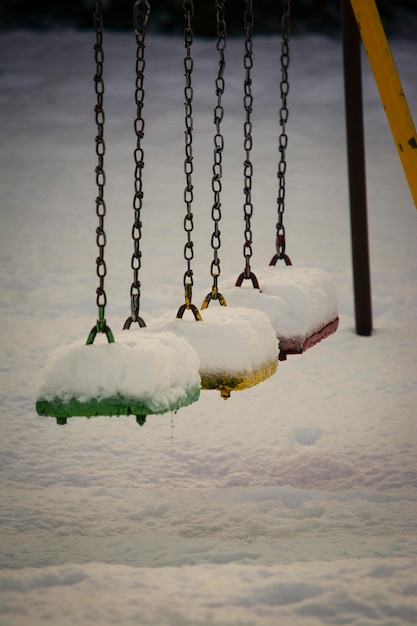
[36,0,416,425]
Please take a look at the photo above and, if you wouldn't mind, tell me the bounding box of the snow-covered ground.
[1,26,416,626]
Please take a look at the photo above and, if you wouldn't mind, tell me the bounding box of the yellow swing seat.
[149,305,278,399]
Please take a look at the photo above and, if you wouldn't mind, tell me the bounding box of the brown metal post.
[341,0,373,336]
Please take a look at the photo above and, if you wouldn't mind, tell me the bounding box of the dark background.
[1,0,417,37]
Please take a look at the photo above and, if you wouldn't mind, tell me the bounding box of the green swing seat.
[36,322,201,425]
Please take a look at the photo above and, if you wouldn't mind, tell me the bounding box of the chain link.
[93,0,108,309]
[133,0,150,33]
[124,0,150,330]
[235,0,259,289]
[202,0,227,308]
[183,0,194,299]
[242,0,254,278]
[270,0,292,266]
[210,0,226,290]
[177,0,202,320]
[87,0,114,344]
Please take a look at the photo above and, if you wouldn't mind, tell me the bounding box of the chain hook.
[176,282,203,320]
[235,270,260,289]
[87,305,115,344]
[269,232,292,266]
[123,294,146,329]
[201,286,227,310]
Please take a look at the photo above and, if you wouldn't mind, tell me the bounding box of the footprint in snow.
[292,426,322,446]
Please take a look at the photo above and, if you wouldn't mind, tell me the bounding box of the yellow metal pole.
[349,0,417,209]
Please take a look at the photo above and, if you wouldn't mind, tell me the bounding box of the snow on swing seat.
[36,330,201,424]
[149,306,279,399]
[221,266,339,359]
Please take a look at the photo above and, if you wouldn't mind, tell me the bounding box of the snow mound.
[221,265,339,347]
[36,329,201,419]
[149,305,279,397]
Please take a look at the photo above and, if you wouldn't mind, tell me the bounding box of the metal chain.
[124,0,150,330]
[87,0,114,344]
[177,0,202,320]
[202,0,227,309]
[236,0,259,289]
[270,0,292,266]
[93,0,107,311]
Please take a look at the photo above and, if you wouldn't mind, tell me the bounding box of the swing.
[36,0,201,425]
[221,0,339,360]
[149,0,278,399]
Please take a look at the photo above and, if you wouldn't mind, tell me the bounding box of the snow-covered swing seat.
[36,0,201,425]
[221,0,339,360]
[223,265,339,360]
[35,322,201,426]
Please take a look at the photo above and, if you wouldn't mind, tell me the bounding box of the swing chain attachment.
[87,305,115,345]
[201,287,227,309]
[177,0,203,322]
[124,0,150,330]
[89,0,115,343]
[235,0,260,291]
[270,0,292,267]
[177,281,202,321]
[202,0,228,310]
